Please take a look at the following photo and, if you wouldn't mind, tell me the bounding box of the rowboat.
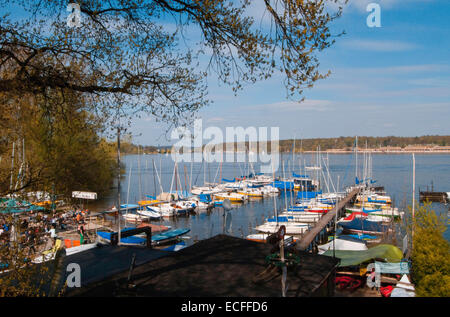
[318,236,368,254]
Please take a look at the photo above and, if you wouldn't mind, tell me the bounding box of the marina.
[2,150,448,297]
[0,0,449,302]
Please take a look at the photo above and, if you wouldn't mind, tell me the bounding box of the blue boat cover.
[267,216,293,222]
[272,181,294,190]
[296,191,322,199]
[221,178,236,183]
[292,173,309,178]
[347,233,378,240]
[339,218,388,234]
[199,193,212,203]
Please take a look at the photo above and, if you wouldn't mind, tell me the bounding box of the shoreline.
[122,150,450,155]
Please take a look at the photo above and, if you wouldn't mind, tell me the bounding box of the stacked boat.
[334,187,403,244]
[97,226,190,247]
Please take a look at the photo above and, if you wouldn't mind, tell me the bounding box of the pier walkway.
[296,187,361,252]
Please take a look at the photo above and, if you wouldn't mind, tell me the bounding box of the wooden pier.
[296,187,361,252]
[419,191,449,203]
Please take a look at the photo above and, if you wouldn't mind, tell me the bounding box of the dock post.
[146,227,152,249]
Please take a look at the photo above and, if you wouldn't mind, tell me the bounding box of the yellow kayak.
[138,199,160,206]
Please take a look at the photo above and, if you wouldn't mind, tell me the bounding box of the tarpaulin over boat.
[292,173,309,178]
[322,244,404,267]
[221,178,236,183]
[296,191,322,199]
[0,198,45,214]
[374,261,410,274]
[339,218,389,234]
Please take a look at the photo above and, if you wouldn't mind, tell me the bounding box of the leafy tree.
[1,0,346,121]
[410,203,450,297]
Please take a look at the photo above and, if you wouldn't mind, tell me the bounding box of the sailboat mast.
[117,126,121,245]
[138,146,142,201]
[412,153,416,238]
[355,136,358,184]
[126,162,132,216]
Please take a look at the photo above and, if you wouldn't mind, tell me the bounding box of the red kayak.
[335,276,362,291]
[380,285,394,297]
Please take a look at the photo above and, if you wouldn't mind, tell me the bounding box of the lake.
[88,153,450,245]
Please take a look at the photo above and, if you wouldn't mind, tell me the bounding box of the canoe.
[65,243,98,256]
[151,228,190,245]
[97,231,147,246]
[161,241,186,252]
[97,227,189,246]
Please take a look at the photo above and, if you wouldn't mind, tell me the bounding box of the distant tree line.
[278,135,450,152]
[125,135,450,154]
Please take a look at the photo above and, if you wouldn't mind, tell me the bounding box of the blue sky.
[131,0,450,145]
[6,1,448,145]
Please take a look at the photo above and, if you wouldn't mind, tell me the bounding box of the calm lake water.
[88,153,450,245]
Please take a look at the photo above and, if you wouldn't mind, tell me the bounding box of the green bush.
[411,203,450,297]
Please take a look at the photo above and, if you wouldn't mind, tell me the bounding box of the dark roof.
[70,235,339,297]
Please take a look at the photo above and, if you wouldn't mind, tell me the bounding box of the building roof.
[69,235,339,297]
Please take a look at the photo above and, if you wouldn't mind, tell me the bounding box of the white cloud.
[248,99,332,112]
[341,39,418,52]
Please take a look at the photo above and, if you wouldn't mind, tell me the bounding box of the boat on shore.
[339,218,390,235]
[97,227,190,246]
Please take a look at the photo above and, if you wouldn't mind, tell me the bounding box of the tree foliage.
[1,0,346,126]
[0,88,117,198]
[411,203,450,297]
